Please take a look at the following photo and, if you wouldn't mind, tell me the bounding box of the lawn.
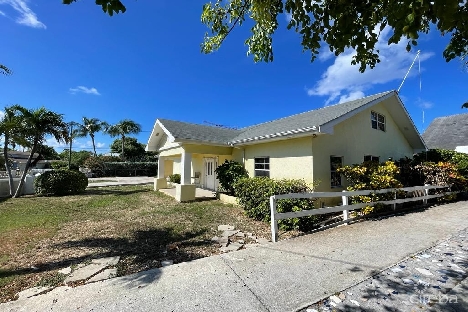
[0,185,276,302]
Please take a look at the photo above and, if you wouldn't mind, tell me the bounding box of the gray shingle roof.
[230,91,393,143]
[422,113,468,150]
[158,90,394,145]
[158,118,243,144]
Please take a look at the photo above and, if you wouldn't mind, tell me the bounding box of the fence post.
[423,184,429,205]
[270,196,279,243]
[393,191,397,211]
[342,191,349,224]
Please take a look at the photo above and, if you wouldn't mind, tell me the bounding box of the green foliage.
[106,119,142,160]
[34,169,88,196]
[110,137,146,160]
[169,174,181,184]
[338,161,402,214]
[233,177,319,231]
[51,161,68,170]
[82,157,157,177]
[0,64,12,76]
[59,150,93,167]
[63,0,126,16]
[214,160,248,195]
[412,149,468,178]
[201,0,468,72]
[414,162,467,191]
[73,117,109,156]
[36,144,60,160]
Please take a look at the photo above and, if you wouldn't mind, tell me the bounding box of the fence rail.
[270,185,453,242]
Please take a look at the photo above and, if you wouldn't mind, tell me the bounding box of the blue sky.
[0,0,467,154]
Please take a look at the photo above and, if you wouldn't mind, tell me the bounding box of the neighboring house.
[422,113,468,153]
[147,90,426,202]
[6,151,49,172]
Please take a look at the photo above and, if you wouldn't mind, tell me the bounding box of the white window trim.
[371,111,386,132]
[254,156,270,177]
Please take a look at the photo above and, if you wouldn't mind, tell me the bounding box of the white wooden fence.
[269,185,453,242]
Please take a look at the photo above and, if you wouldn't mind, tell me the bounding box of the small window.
[330,156,343,187]
[254,157,270,177]
[364,155,380,163]
[371,111,385,132]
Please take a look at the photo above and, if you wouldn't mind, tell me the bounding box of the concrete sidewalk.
[3,201,468,312]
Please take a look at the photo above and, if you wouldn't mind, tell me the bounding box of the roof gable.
[422,113,468,150]
[229,91,394,143]
[147,90,426,151]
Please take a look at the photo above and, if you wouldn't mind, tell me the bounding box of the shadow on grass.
[0,227,210,287]
[84,188,151,196]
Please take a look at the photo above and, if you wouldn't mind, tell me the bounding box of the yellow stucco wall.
[163,160,173,177]
[241,136,314,184]
[313,102,414,192]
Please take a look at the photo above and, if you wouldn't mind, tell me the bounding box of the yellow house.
[146,90,426,202]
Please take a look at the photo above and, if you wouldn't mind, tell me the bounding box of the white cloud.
[417,98,434,109]
[0,10,5,16]
[0,110,4,120]
[0,0,46,28]
[45,138,107,151]
[69,86,101,96]
[96,142,106,148]
[307,26,434,105]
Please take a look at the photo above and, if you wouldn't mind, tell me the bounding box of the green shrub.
[233,177,320,231]
[82,157,158,177]
[169,174,181,184]
[51,161,68,170]
[214,160,248,195]
[34,169,88,196]
[337,161,402,214]
[412,149,468,177]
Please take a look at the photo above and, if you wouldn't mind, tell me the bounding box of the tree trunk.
[3,134,14,197]
[91,134,97,157]
[121,135,125,160]
[13,143,37,198]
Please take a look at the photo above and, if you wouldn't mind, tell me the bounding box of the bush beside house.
[233,177,320,231]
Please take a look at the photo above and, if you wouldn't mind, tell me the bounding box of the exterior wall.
[313,102,414,193]
[242,136,314,184]
[163,160,173,177]
[192,153,232,189]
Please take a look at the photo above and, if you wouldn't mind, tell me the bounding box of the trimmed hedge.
[82,157,158,177]
[233,177,320,231]
[34,169,88,196]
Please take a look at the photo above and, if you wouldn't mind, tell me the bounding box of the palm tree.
[462,102,468,109]
[75,117,109,156]
[0,64,12,76]
[106,119,142,159]
[12,106,69,198]
[0,105,27,197]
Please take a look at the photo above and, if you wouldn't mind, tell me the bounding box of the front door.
[204,158,218,190]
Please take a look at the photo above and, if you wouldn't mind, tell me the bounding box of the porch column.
[176,151,195,202]
[154,156,167,191]
[157,156,165,179]
[181,151,192,185]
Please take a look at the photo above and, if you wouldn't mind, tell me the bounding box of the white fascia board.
[230,128,320,146]
[320,91,396,132]
[173,139,230,147]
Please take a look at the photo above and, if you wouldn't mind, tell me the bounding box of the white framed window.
[371,111,385,132]
[364,155,380,163]
[330,156,343,187]
[254,157,270,177]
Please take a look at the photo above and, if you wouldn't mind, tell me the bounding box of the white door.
[204,158,218,190]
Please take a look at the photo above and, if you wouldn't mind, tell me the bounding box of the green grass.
[0,185,271,302]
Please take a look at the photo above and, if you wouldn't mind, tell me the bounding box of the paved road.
[87,177,154,188]
[2,201,468,312]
